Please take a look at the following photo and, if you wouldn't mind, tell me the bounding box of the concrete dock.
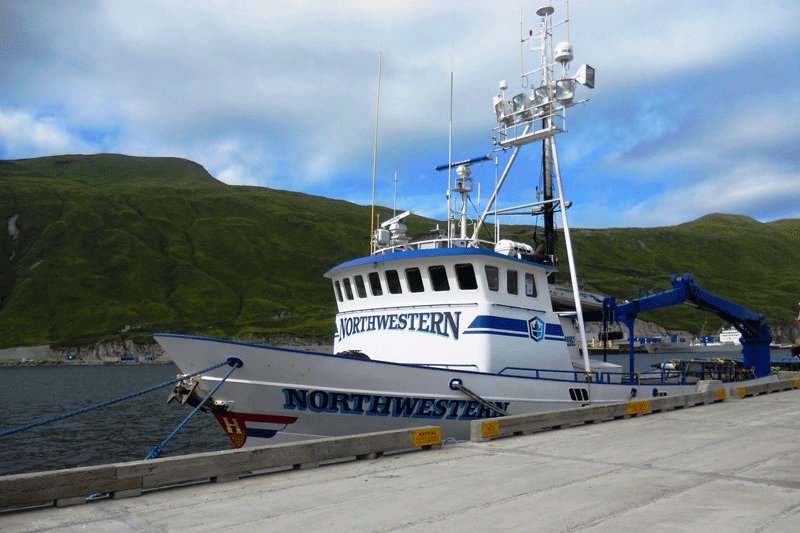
[3,388,800,532]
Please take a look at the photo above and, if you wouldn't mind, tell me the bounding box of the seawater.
[0,364,230,476]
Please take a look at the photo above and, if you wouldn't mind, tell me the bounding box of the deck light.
[511,93,533,122]
[575,64,595,89]
[533,85,551,106]
[555,79,576,104]
[493,95,513,126]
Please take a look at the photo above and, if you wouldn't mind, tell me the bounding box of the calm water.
[0,350,794,476]
[0,364,230,476]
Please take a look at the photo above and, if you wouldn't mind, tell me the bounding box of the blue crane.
[603,274,772,379]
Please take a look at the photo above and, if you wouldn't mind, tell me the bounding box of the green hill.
[1,154,798,348]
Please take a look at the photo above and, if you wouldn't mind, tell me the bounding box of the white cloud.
[217,165,257,186]
[0,108,92,157]
[622,162,800,226]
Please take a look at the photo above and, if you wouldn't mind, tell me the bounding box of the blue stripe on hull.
[467,315,528,332]
[463,330,530,338]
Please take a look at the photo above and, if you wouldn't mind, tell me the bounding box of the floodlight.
[575,64,595,89]
[533,85,551,106]
[555,79,576,103]
[511,93,533,122]
[493,95,513,125]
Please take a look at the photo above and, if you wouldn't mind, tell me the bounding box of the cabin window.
[525,272,537,297]
[354,275,367,298]
[343,278,354,300]
[334,280,344,302]
[386,270,402,294]
[455,263,478,290]
[484,266,499,292]
[429,265,450,291]
[507,270,518,295]
[405,267,424,293]
[368,272,383,296]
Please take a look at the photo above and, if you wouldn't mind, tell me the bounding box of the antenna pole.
[393,171,398,217]
[447,71,454,247]
[370,52,382,255]
[494,156,499,243]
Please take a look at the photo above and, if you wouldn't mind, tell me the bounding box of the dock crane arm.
[603,274,772,378]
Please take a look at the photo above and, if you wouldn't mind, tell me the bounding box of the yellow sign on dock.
[626,400,650,416]
[412,428,442,447]
[481,421,501,439]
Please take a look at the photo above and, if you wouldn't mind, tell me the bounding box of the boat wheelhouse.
[327,246,585,376]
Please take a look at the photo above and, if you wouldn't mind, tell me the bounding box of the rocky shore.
[0,340,168,366]
[0,336,334,366]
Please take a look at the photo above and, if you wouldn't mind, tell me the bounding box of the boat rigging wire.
[0,358,236,439]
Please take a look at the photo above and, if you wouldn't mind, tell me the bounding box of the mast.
[474,2,596,379]
[540,7,556,266]
[542,126,555,263]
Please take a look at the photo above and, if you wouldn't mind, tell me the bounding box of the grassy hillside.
[1,154,798,347]
[0,154,435,347]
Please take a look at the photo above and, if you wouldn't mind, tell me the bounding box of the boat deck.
[3,386,799,531]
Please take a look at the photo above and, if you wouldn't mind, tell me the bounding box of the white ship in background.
[644,327,743,354]
[156,4,775,448]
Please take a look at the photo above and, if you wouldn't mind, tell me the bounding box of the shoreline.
[0,337,333,367]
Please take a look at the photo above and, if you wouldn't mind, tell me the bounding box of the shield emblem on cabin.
[528,316,545,342]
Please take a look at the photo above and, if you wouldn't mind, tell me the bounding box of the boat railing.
[494,107,567,149]
[495,365,723,386]
[373,237,497,255]
[497,366,623,384]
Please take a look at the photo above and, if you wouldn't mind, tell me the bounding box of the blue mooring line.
[145,356,243,460]
[0,359,235,439]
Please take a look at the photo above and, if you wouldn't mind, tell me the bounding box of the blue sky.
[2,1,798,228]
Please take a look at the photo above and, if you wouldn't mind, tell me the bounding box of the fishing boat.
[156,5,776,448]
[644,326,743,355]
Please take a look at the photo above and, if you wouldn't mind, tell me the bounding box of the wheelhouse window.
[484,265,499,292]
[525,272,537,297]
[428,265,450,292]
[405,267,424,293]
[385,270,402,294]
[334,280,344,302]
[455,263,477,290]
[368,272,383,296]
[343,278,354,300]
[354,275,367,298]
[507,269,518,295]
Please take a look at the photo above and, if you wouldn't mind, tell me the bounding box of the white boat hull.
[155,334,774,447]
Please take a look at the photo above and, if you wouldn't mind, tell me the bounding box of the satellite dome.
[554,41,573,65]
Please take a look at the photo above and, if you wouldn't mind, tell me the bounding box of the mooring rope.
[145,357,243,459]
[0,359,234,439]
